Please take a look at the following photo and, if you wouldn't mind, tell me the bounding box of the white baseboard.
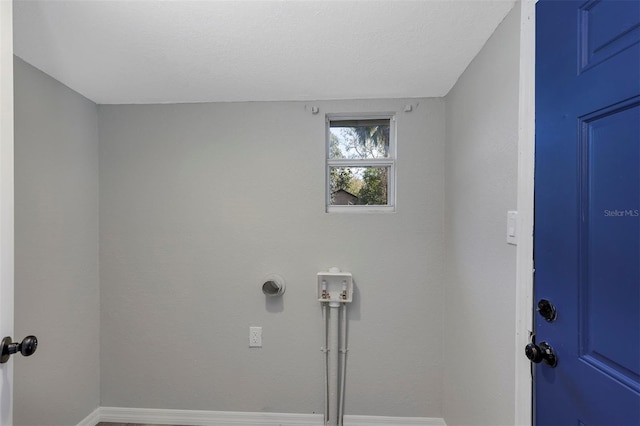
[99,406,323,425]
[76,407,101,426]
[344,415,446,426]
[78,406,446,426]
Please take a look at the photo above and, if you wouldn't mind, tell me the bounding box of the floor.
[97,423,188,426]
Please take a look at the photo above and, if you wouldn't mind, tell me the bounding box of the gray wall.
[98,98,445,416]
[443,3,520,425]
[13,57,100,426]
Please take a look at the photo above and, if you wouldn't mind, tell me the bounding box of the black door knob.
[525,341,557,367]
[525,342,543,363]
[0,335,38,364]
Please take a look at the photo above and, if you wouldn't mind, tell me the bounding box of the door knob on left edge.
[525,341,557,367]
[0,335,38,364]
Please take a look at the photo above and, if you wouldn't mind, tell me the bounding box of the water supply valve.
[317,267,353,303]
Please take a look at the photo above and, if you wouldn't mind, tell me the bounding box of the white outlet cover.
[249,326,262,348]
[507,210,518,245]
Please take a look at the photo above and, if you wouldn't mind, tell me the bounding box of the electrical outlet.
[249,326,262,347]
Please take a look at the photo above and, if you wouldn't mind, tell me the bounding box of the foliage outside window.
[326,115,395,212]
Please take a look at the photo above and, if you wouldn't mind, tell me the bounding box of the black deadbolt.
[537,299,558,322]
[0,335,38,364]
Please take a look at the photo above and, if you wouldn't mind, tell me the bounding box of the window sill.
[326,205,396,214]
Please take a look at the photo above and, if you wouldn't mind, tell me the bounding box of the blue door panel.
[535,0,640,424]
[581,100,640,388]
[579,0,640,71]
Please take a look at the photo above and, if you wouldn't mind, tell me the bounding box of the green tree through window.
[327,116,395,210]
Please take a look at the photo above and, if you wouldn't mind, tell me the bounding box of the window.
[326,115,396,212]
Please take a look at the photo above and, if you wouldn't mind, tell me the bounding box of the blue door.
[534,0,640,424]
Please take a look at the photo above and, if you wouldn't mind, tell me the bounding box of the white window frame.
[326,113,396,213]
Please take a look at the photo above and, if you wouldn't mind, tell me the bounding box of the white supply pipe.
[326,301,340,425]
[338,303,348,425]
[322,303,329,425]
[318,269,352,426]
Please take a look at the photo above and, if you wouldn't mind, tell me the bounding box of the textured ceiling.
[13,0,516,104]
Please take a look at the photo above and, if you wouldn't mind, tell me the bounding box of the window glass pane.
[329,120,390,159]
[329,166,389,205]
